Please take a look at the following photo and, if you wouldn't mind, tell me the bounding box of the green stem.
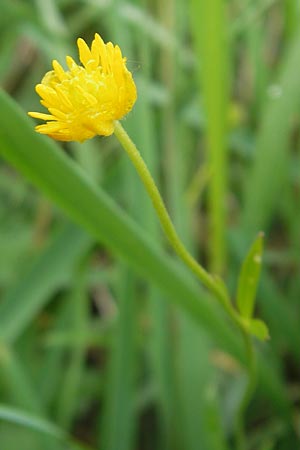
[234,331,257,450]
[114,121,256,448]
[113,121,240,327]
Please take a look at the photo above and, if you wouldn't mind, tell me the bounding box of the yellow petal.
[77,38,92,67]
[36,84,58,105]
[48,108,67,120]
[28,112,55,120]
[91,35,100,66]
[66,55,78,71]
[52,60,66,82]
[54,86,73,109]
[36,122,66,133]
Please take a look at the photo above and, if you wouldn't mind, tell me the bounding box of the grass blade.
[0,223,91,344]
[100,270,137,450]
[0,404,92,450]
[241,27,300,236]
[0,404,65,441]
[190,0,229,273]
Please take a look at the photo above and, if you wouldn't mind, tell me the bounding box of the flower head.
[28,34,137,142]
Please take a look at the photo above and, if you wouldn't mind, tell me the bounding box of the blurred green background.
[0,0,300,449]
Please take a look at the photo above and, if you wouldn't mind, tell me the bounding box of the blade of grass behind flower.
[100,270,137,450]
[244,13,269,120]
[180,2,229,447]
[189,0,229,274]
[0,404,66,441]
[241,27,300,237]
[0,223,91,344]
[285,0,299,37]
[0,404,93,450]
[0,347,56,449]
[0,347,44,413]
[177,323,228,450]
[55,274,89,428]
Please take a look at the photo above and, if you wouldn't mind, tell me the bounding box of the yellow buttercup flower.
[28,33,137,142]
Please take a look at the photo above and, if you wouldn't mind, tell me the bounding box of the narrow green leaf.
[248,319,270,341]
[0,404,67,441]
[0,404,92,450]
[101,270,137,450]
[190,0,229,273]
[242,28,300,236]
[55,279,89,428]
[0,346,43,413]
[0,223,91,344]
[237,232,264,318]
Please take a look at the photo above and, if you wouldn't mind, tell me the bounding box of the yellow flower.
[28,34,137,142]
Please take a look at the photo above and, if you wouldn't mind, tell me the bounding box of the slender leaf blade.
[0,404,92,450]
[237,232,264,318]
[0,404,67,441]
[0,224,91,344]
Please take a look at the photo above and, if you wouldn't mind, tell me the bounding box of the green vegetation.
[0,1,299,449]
